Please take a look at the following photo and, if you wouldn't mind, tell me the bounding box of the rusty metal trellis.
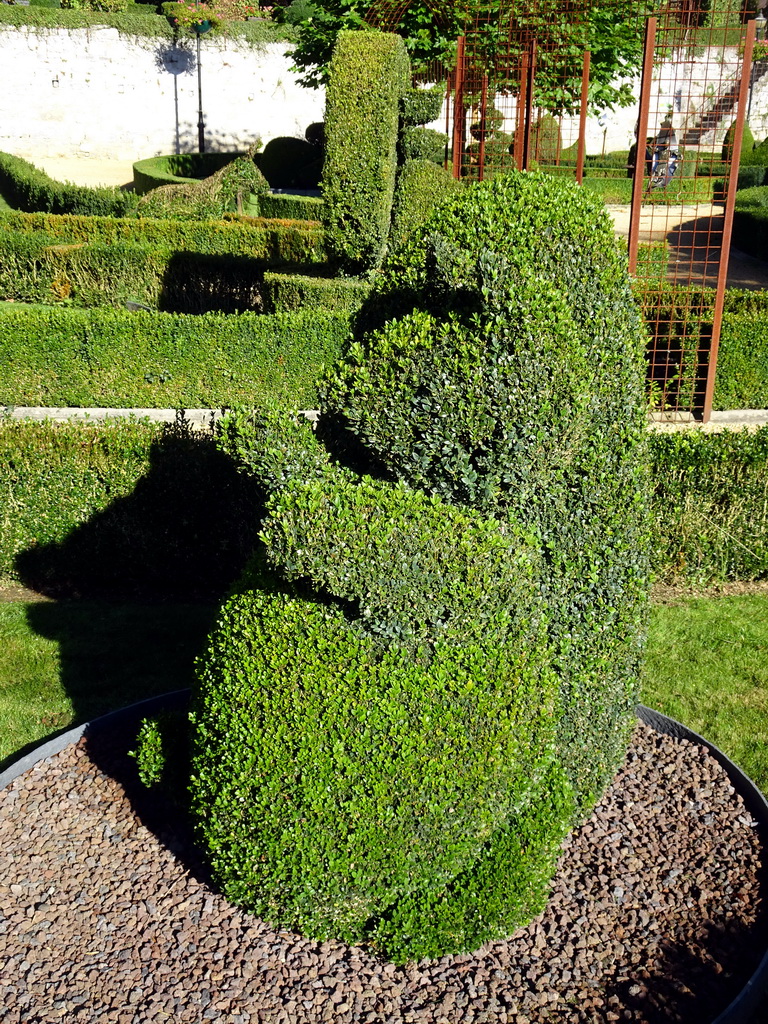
[365,0,761,422]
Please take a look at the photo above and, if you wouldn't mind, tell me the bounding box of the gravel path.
[0,721,765,1024]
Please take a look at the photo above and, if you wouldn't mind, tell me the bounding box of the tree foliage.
[284,0,653,113]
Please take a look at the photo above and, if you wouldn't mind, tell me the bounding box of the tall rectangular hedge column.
[321,30,410,274]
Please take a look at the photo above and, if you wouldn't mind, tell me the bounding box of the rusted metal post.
[451,35,466,180]
[576,50,590,184]
[513,47,530,171]
[444,74,451,172]
[700,16,757,423]
[521,38,537,170]
[478,73,489,181]
[628,16,657,275]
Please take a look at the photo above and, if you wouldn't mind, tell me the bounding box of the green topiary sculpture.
[188,170,650,963]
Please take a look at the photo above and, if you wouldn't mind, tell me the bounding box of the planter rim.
[1,697,767,1021]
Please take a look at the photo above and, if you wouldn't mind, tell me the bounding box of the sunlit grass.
[642,594,768,793]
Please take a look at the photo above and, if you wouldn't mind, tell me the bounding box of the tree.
[284,0,653,113]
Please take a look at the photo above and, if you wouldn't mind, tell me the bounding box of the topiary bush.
[400,125,448,165]
[259,136,322,189]
[187,170,650,963]
[530,114,562,164]
[401,85,444,127]
[388,158,462,250]
[321,29,410,273]
[722,120,755,162]
[135,147,269,219]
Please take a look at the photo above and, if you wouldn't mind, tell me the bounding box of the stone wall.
[1,26,325,161]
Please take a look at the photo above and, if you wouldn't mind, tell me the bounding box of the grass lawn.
[642,593,768,793]
[0,598,216,769]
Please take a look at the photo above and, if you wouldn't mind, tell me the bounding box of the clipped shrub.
[400,126,447,165]
[714,310,768,410]
[0,152,139,217]
[733,184,768,259]
[530,114,561,164]
[132,152,247,195]
[0,305,349,407]
[324,170,650,813]
[388,158,462,251]
[722,120,755,161]
[259,136,322,189]
[255,192,323,220]
[188,170,650,962]
[321,30,410,272]
[400,85,443,127]
[135,148,269,219]
[262,269,370,313]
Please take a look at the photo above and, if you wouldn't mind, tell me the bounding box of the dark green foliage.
[649,427,768,583]
[132,152,246,194]
[262,269,370,313]
[400,85,443,127]
[0,223,324,311]
[0,306,349,407]
[0,417,261,598]
[324,171,650,812]
[400,126,447,165]
[259,137,322,189]
[0,152,139,216]
[130,710,189,802]
[722,121,755,161]
[388,159,461,251]
[189,170,650,961]
[321,30,411,272]
[733,185,768,259]
[190,454,570,959]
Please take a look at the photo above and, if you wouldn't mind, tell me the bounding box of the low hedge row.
[0,230,323,312]
[0,306,349,408]
[3,418,768,593]
[0,211,323,258]
[0,153,140,217]
[649,427,768,584]
[633,284,768,412]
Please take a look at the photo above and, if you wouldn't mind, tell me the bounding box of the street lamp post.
[193,1,211,154]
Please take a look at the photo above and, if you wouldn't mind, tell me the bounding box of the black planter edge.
[1,695,766,1022]
[0,688,190,792]
[637,704,768,1024]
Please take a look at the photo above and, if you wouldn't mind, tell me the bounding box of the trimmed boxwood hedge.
[0,211,323,257]
[321,30,410,272]
[187,170,650,961]
[0,306,349,408]
[649,426,768,583]
[0,228,324,312]
[132,152,246,195]
[0,152,140,217]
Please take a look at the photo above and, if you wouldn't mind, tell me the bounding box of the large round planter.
[2,697,767,1022]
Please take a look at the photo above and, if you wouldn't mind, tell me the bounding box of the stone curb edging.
[0,407,320,427]
[1,696,767,1021]
[3,407,767,432]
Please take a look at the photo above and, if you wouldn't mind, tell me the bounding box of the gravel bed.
[0,721,766,1024]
